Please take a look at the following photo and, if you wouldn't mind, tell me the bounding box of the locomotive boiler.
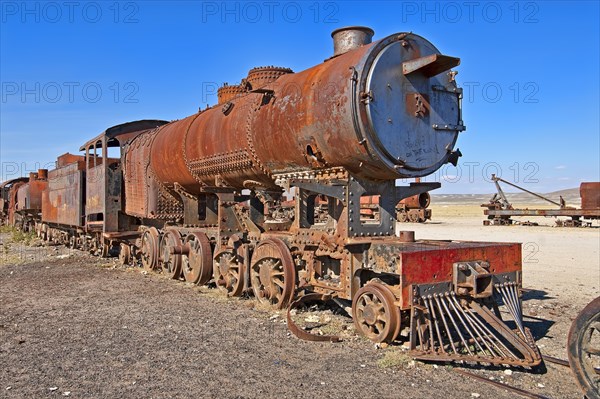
[134,27,463,199]
[13,27,540,367]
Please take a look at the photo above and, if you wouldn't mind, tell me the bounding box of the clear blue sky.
[1,0,598,194]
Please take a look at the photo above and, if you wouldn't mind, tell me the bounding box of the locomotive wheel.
[141,227,160,271]
[250,238,296,309]
[182,232,213,285]
[352,282,401,343]
[39,224,47,240]
[213,249,244,297]
[80,235,89,252]
[68,235,77,249]
[408,211,420,223]
[88,237,97,254]
[119,243,131,265]
[568,296,600,399]
[397,212,408,223]
[101,241,111,258]
[160,230,183,279]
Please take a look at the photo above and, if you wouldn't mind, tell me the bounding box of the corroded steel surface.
[123,127,183,220]
[217,84,246,104]
[123,130,156,217]
[245,66,293,90]
[400,192,430,209]
[16,172,48,212]
[86,163,108,216]
[57,153,86,168]
[42,157,86,227]
[360,193,430,209]
[368,240,521,309]
[581,182,600,210]
[7,181,26,226]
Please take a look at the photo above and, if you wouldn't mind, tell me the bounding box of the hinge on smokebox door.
[360,90,373,104]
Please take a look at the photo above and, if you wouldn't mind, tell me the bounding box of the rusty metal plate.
[581,182,600,210]
[42,162,85,227]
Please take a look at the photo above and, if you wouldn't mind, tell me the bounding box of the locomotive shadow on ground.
[496,288,555,345]
[522,288,554,302]
[520,289,556,342]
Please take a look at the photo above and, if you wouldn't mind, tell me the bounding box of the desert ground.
[1,204,598,399]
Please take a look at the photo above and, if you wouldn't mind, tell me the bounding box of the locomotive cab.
[79,120,169,235]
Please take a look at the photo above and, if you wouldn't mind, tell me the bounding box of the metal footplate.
[409,262,542,367]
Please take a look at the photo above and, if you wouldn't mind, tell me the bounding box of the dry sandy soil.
[1,207,598,399]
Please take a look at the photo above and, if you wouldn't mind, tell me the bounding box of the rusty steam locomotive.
[2,27,541,367]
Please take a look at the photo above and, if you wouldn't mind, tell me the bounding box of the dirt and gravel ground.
[1,209,598,398]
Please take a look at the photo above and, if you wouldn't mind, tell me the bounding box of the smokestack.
[331,26,374,56]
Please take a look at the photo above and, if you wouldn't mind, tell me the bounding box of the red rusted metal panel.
[42,160,86,227]
[16,172,48,212]
[27,180,47,210]
[580,182,600,210]
[56,153,86,168]
[85,159,119,217]
[123,128,184,220]
[16,183,29,211]
[399,193,431,209]
[86,165,105,217]
[359,195,377,206]
[395,241,521,308]
[360,193,431,209]
[123,130,155,218]
[7,181,26,225]
[0,178,28,224]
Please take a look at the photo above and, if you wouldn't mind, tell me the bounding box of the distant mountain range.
[431,188,582,207]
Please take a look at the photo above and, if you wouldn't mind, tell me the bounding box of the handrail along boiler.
[9,27,540,367]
